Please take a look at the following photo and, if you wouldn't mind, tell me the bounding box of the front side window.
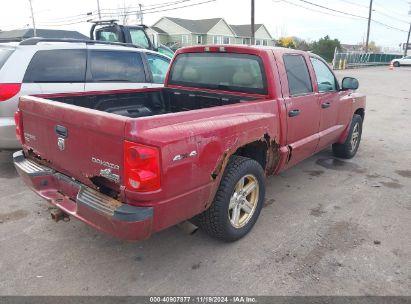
[146,54,170,84]
[283,54,313,96]
[310,57,337,92]
[129,29,150,49]
[169,52,267,95]
[23,49,86,83]
[89,50,146,83]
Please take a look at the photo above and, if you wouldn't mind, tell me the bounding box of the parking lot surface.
[0,66,410,296]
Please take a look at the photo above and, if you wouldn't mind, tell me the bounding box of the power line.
[37,0,216,27]
[100,0,216,18]
[294,0,409,33]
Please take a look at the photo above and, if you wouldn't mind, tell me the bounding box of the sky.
[0,0,410,50]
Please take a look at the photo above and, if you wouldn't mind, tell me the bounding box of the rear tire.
[194,155,265,242]
[332,114,363,159]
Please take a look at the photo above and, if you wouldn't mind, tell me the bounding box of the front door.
[281,54,321,168]
[310,57,343,151]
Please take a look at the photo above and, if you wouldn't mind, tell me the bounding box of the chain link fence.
[332,52,403,70]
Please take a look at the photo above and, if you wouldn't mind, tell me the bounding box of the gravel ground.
[0,66,410,296]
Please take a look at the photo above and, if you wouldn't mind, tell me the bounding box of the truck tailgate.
[19,96,127,189]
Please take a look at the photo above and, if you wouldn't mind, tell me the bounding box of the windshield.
[169,53,267,95]
[0,48,14,70]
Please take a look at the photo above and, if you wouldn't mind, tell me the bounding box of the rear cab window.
[23,49,86,83]
[283,54,313,96]
[168,52,268,95]
[0,48,15,70]
[88,50,147,83]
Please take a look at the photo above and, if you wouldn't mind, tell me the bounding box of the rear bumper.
[13,151,153,241]
[0,117,20,150]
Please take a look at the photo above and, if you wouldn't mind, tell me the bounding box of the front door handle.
[288,109,300,117]
[321,102,331,109]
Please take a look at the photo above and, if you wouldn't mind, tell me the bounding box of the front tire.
[332,114,363,159]
[393,61,400,67]
[195,155,265,242]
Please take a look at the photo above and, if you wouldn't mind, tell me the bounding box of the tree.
[310,35,342,62]
[276,36,296,49]
[293,37,310,51]
[368,41,381,53]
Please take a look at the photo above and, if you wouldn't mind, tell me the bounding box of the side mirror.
[341,77,359,90]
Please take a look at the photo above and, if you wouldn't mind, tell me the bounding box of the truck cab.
[90,20,174,58]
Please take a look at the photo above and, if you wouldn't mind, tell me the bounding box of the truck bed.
[47,88,260,119]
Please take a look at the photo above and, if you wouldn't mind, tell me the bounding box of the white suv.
[0,38,171,149]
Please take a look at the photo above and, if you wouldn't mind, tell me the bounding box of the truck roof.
[174,44,324,62]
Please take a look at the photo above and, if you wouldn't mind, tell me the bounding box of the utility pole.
[251,0,255,45]
[28,0,36,37]
[365,0,373,53]
[96,0,102,19]
[138,4,143,24]
[405,3,411,56]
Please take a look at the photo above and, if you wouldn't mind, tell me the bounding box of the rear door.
[309,57,342,150]
[85,49,151,91]
[23,48,86,94]
[281,54,321,168]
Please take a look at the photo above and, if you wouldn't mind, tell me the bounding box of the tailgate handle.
[55,125,68,138]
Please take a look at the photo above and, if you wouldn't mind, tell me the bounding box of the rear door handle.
[288,109,300,117]
[321,102,331,109]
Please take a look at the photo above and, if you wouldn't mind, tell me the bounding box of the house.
[0,29,89,41]
[341,43,364,53]
[147,17,273,48]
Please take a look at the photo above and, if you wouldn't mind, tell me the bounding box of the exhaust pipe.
[50,208,70,222]
[178,221,199,235]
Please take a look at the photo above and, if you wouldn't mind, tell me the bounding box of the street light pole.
[28,0,36,37]
[365,0,373,53]
[251,0,255,45]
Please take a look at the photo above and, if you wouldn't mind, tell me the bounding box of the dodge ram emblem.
[57,137,65,151]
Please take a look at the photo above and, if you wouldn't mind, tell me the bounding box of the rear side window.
[89,50,146,83]
[169,53,267,95]
[0,48,14,70]
[283,54,313,96]
[23,49,86,83]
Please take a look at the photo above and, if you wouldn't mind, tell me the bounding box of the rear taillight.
[0,83,21,102]
[14,110,24,144]
[124,140,161,192]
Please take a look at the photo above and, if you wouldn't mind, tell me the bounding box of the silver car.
[0,39,171,149]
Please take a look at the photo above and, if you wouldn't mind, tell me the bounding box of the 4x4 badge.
[57,137,65,151]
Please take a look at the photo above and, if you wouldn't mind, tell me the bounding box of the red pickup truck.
[13,45,365,242]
